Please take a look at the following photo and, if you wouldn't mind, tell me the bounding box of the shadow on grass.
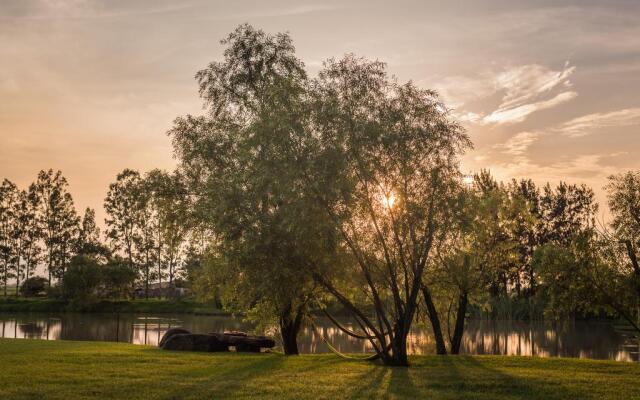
[418,356,594,400]
[162,353,287,399]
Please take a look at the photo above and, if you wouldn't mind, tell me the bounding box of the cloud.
[495,62,575,109]
[433,74,496,109]
[496,131,541,157]
[554,108,640,138]
[437,62,578,125]
[481,62,577,125]
[482,91,577,125]
[485,105,639,195]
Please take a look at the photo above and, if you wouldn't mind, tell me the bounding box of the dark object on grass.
[159,328,191,348]
[162,333,229,352]
[210,332,276,352]
[159,328,275,352]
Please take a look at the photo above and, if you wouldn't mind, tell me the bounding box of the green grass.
[3,285,17,296]
[1,339,638,399]
[0,298,229,315]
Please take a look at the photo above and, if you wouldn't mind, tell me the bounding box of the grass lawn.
[1,339,639,399]
[3,285,17,296]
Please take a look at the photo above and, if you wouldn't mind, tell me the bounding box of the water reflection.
[0,313,636,362]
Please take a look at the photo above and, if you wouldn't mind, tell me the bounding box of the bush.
[101,258,136,298]
[19,277,48,297]
[61,255,102,304]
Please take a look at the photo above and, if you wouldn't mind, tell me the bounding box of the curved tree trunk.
[450,291,468,355]
[422,286,447,355]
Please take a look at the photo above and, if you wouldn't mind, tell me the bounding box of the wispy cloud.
[433,74,496,109]
[554,108,640,138]
[481,62,577,125]
[436,62,577,125]
[496,131,541,157]
[495,62,575,109]
[483,91,577,125]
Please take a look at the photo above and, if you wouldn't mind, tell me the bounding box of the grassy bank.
[0,339,638,399]
[0,298,229,315]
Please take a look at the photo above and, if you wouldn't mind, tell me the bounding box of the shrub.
[19,277,48,297]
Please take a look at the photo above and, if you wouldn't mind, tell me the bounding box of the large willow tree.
[169,25,329,354]
[307,56,470,366]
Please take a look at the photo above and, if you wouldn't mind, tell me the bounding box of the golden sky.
[1,0,639,223]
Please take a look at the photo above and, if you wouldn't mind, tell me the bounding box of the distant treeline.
[0,168,204,300]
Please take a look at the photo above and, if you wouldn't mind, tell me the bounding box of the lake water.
[0,312,637,362]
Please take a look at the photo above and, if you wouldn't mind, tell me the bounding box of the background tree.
[104,169,142,291]
[76,207,108,258]
[132,178,155,299]
[423,171,528,354]
[0,179,18,296]
[146,170,191,286]
[14,184,42,289]
[19,276,48,297]
[539,182,597,246]
[61,255,103,306]
[600,171,640,331]
[35,169,79,286]
[507,178,540,295]
[101,257,137,298]
[606,171,640,295]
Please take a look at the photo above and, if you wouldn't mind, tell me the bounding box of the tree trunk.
[422,286,447,355]
[389,323,410,366]
[624,241,640,299]
[48,252,52,288]
[279,316,301,355]
[450,291,468,355]
[3,264,6,297]
[279,304,305,355]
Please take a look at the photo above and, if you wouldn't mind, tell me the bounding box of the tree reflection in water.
[0,313,636,361]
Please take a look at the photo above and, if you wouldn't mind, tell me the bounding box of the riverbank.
[0,298,229,315]
[0,339,638,399]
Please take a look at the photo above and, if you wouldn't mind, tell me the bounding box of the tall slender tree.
[16,184,42,285]
[76,207,107,257]
[133,182,155,299]
[146,170,190,286]
[35,169,79,286]
[105,169,142,290]
[0,179,19,296]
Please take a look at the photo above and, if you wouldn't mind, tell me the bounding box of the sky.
[1,0,639,224]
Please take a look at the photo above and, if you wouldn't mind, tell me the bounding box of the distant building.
[133,281,191,298]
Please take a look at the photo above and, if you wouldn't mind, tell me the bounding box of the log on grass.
[209,332,276,352]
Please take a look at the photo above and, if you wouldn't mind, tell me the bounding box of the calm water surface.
[0,312,637,362]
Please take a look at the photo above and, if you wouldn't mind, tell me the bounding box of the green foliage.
[35,169,80,284]
[19,276,48,297]
[0,297,225,314]
[61,255,103,305]
[170,24,321,354]
[100,258,137,298]
[305,52,470,365]
[0,179,19,296]
[105,168,193,298]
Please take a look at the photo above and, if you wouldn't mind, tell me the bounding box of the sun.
[380,191,397,209]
